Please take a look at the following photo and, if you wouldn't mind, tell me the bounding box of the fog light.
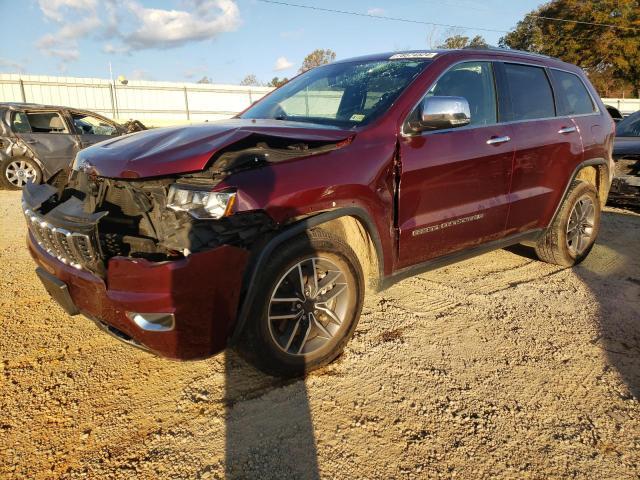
[126,312,175,332]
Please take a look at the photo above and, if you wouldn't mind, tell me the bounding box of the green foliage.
[438,34,488,49]
[299,49,337,73]
[499,0,639,96]
[239,74,261,87]
[268,77,289,88]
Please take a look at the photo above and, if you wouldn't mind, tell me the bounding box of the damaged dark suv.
[23,49,615,377]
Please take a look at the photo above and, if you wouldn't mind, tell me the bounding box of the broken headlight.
[167,184,236,219]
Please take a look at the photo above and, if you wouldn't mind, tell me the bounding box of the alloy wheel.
[566,194,595,256]
[268,256,349,356]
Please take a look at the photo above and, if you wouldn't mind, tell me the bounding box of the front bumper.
[28,233,249,359]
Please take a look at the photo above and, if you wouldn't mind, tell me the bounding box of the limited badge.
[390,52,438,60]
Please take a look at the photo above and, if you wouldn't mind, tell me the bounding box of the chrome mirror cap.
[419,96,471,130]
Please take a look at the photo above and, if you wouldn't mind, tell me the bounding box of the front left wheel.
[237,229,364,378]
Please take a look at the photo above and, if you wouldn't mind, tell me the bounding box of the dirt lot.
[1,189,639,479]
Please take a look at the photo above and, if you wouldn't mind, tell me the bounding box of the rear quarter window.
[550,69,596,116]
[503,63,556,121]
[11,112,31,133]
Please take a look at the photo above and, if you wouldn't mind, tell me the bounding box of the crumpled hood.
[74,118,354,179]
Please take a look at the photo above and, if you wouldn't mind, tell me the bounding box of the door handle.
[24,139,38,144]
[558,126,577,134]
[486,135,511,145]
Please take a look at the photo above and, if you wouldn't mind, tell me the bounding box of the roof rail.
[461,45,553,60]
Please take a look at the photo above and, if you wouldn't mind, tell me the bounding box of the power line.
[255,0,638,33]
[255,0,510,34]
[527,14,638,31]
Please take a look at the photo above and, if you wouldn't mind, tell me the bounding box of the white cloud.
[38,0,97,22]
[0,58,27,73]
[367,7,385,16]
[274,56,293,71]
[33,0,242,71]
[123,0,241,50]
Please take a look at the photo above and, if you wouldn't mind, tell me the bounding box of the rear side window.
[616,113,640,137]
[503,63,555,121]
[25,112,68,134]
[550,69,596,116]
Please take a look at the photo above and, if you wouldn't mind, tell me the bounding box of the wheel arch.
[229,206,384,344]
[547,158,609,228]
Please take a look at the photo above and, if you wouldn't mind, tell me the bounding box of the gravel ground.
[1,189,639,479]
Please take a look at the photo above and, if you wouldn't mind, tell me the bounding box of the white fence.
[602,98,640,116]
[0,74,637,127]
[0,74,274,126]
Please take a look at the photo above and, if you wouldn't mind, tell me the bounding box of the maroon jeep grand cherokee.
[23,49,614,377]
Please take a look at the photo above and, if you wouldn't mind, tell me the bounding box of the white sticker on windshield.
[390,52,438,60]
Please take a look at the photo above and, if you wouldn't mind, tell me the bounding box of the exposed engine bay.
[22,133,348,276]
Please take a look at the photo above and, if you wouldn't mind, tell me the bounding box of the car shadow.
[224,352,321,479]
[507,210,640,400]
[212,164,321,478]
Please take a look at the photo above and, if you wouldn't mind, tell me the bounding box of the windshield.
[240,58,431,128]
[616,111,640,137]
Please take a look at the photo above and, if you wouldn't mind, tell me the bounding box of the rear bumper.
[28,233,249,359]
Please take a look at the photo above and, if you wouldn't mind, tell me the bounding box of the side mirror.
[417,96,471,131]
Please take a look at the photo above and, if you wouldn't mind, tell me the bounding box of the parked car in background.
[22,49,614,377]
[605,104,624,123]
[0,103,144,189]
[610,110,640,207]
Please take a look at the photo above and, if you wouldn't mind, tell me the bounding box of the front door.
[397,61,514,268]
[69,111,121,148]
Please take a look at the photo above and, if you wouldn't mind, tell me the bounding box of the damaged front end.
[22,170,275,277]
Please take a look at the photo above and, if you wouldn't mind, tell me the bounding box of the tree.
[196,76,212,84]
[268,77,289,88]
[299,49,336,73]
[499,0,639,97]
[438,34,488,49]
[239,74,261,86]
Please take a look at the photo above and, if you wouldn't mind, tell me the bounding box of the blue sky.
[0,0,542,84]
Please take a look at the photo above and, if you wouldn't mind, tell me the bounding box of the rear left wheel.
[237,229,364,378]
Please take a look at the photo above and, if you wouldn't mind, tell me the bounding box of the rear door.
[497,62,583,235]
[13,110,80,176]
[397,61,514,267]
[69,111,121,148]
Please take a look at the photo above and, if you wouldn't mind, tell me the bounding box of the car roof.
[0,102,97,113]
[333,48,576,70]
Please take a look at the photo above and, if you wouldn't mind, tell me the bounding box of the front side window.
[25,112,68,134]
[11,112,31,133]
[72,113,119,136]
[503,63,555,121]
[241,58,431,127]
[425,61,497,126]
[550,69,596,116]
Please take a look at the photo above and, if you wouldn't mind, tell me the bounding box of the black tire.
[0,157,42,190]
[535,180,600,266]
[237,229,364,378]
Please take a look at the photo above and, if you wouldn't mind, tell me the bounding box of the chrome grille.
[24,208,98,270]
